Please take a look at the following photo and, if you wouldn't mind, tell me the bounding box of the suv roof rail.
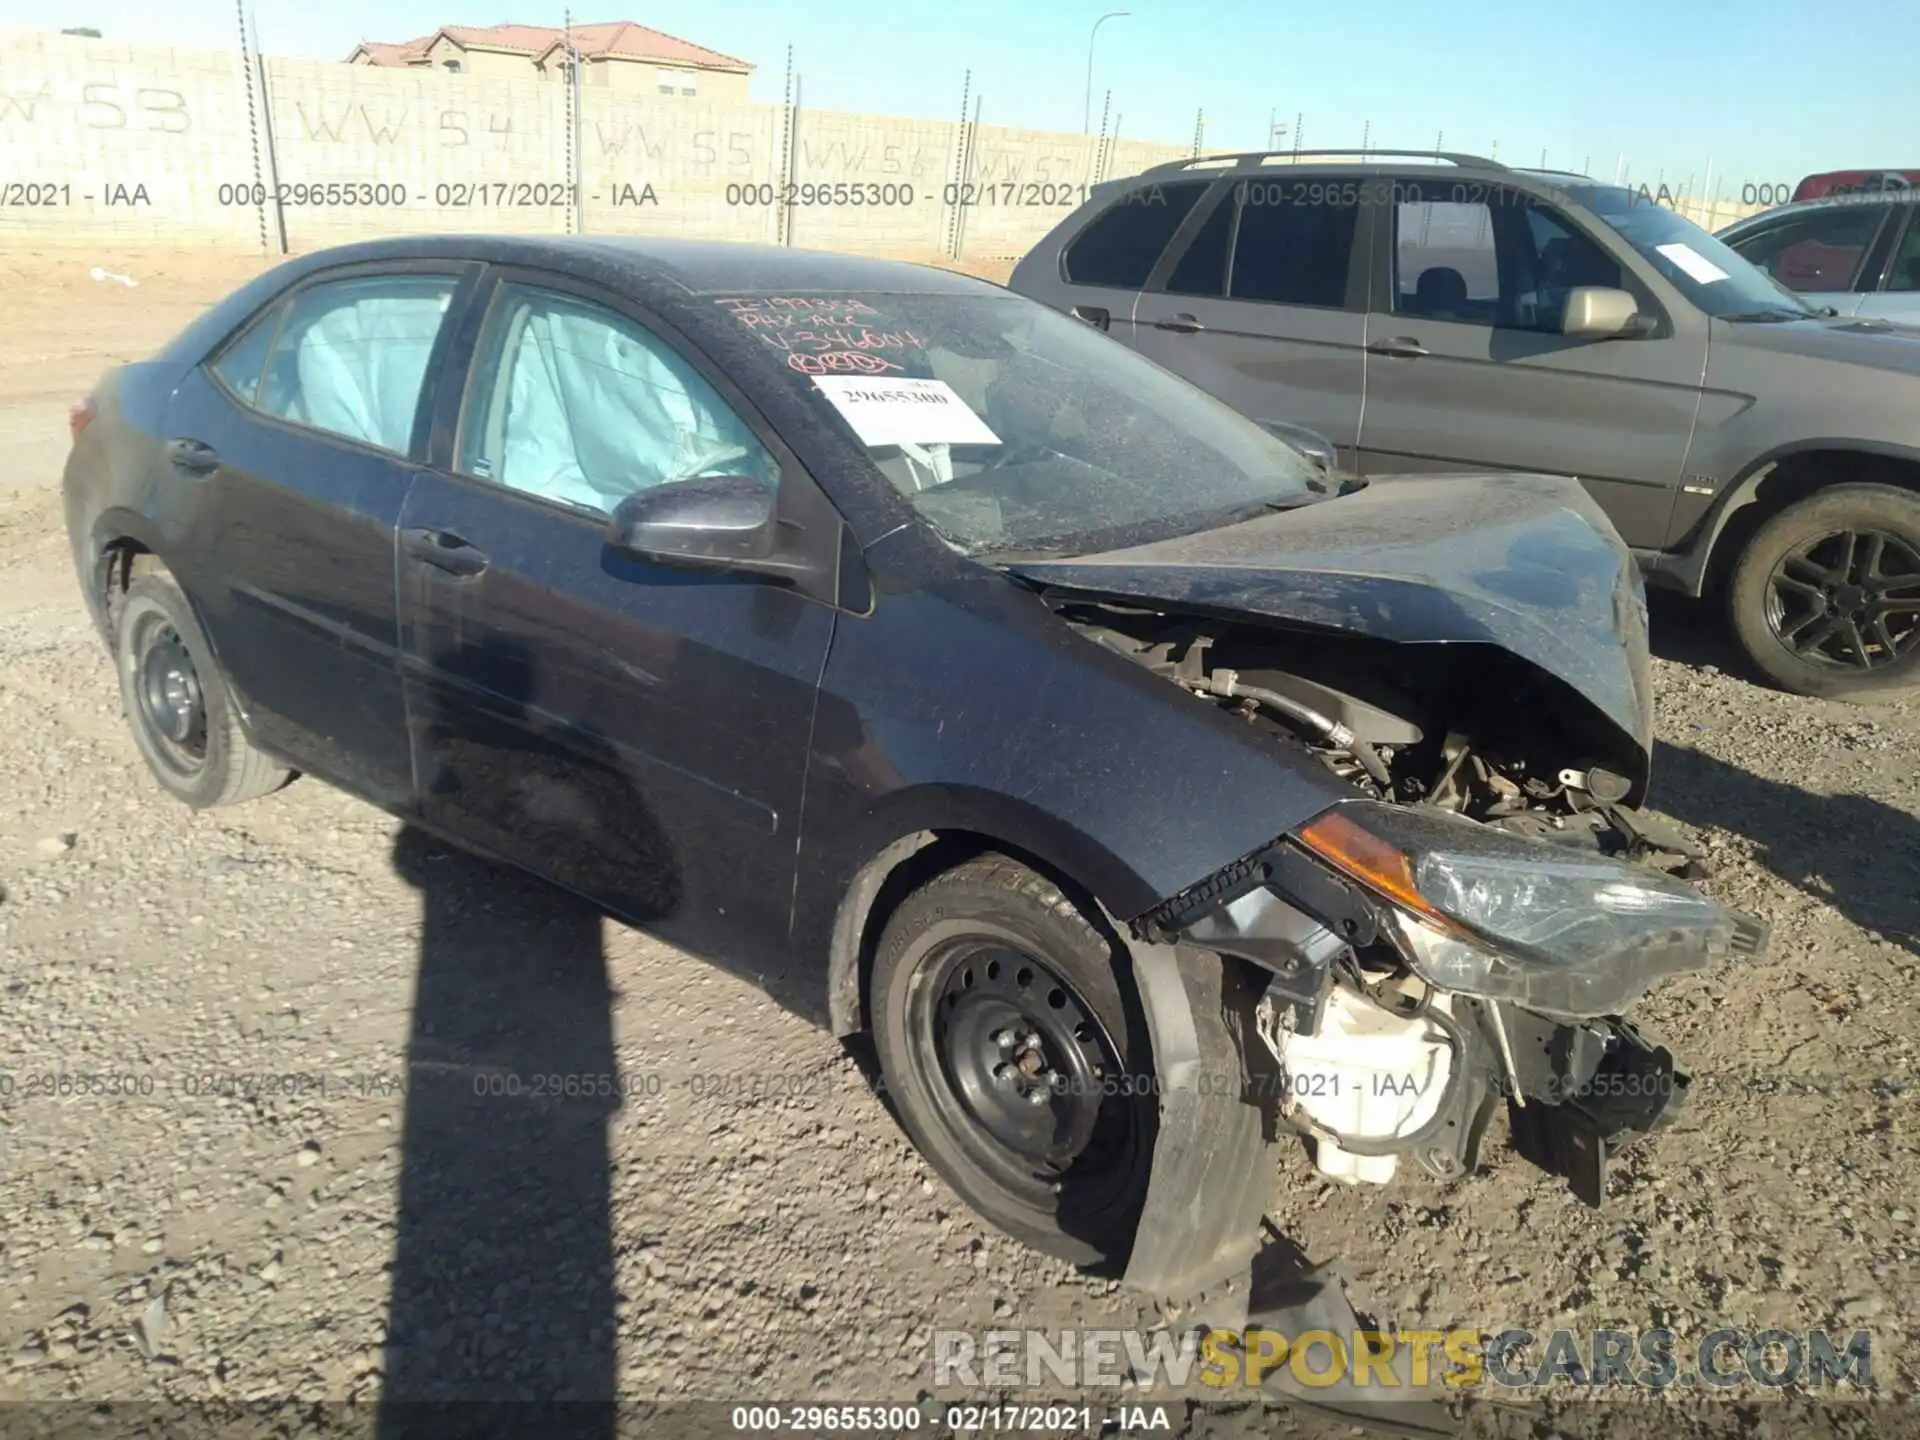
[1143,148,1507,176]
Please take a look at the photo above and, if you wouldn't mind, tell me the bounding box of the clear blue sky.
[5,0,1914,195]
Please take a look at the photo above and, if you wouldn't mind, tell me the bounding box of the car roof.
[156,233,1014,372]
[1128,152,1611,196]
[1720,193,1910,235]
[262,233,1002,301]
[1138,151,1513,183]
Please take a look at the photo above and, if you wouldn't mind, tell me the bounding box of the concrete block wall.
[0,27,1192,258]
[0,29,265,247]
[577,94,784,244]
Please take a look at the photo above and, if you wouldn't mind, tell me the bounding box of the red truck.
[1794,169,1920,201]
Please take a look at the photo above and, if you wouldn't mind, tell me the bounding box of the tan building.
[346,20,752,102]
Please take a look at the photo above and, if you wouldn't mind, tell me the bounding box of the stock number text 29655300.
[726,182,916,207]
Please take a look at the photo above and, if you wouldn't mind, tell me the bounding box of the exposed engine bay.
[1053,598,1767,1207]
[1055,598,1707,875]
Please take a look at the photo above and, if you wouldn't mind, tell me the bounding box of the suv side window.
[240,274,459,454]
[1518,204,1624,331]
[1062,180,1209,287]
[1727,206,1888,292]
[457,283,777,517]
[1394,190,1622,332]
[1229,185,1361,306]
[1395,198,1501,322]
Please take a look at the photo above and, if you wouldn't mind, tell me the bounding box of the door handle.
[1070,304,1110,331]
[1366,336,1430,358]
[401,527,489,578]
[165,437,221,474]
[1153,312,1206,334]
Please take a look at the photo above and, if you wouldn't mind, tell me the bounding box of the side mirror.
[1562,286,1650,338]
[1260,419,1337,473]
[604,474,802,578]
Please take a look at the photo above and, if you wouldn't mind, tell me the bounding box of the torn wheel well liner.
[827,829,1132,1038]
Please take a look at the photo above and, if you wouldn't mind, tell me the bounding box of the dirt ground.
[0,248,1915,1438]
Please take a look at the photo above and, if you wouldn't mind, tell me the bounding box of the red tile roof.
[350,37,433,64]
[350,20,750,72]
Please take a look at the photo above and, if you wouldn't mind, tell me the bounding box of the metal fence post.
[952,92,981,260]
[944,69,971,259]
[254,46,288,254]
[563,11,581,234]
[774,45,793,246]
[235,0,285,254]
[783,74,802,247]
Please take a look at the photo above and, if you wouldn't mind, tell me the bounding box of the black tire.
[113,572,291,808]
[1727,484,1920,701]
[870,856,1157,1268]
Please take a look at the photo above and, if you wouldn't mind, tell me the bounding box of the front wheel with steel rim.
[1728,484,1920,701]
[113,571,291,808]
[870,855,1159,1269]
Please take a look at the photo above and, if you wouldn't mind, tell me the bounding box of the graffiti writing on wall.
[969,150,1092,185]
[288,102,525,149]
[0,80,190,132]
[797,137,943,181]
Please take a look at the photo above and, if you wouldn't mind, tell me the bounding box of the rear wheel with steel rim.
[870,856,1158,1268]
[113,571,291,808]
[1729,485,1920,700]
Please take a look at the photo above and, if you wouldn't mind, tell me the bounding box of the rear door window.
[1228,187,1361,306]
[211,312,279,404]
[1062,180,1209,288]
[248,275,460,455]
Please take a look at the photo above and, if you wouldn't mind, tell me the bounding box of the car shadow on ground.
[1653,741,1920,956]
[1647,590,1758,679]
[377,826,621,1435]
[1645,595,1920,955]
[374,627,628,1434]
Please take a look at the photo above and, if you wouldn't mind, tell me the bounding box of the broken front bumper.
[1146,846,1733,1212]
[1500,1010,1691,1207]
[1111,818,1762,1300]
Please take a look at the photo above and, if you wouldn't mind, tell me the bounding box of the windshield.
[1565,184,1818,319]
[710,291,1321,556]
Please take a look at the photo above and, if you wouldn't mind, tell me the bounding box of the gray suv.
[1009,150,1920,700]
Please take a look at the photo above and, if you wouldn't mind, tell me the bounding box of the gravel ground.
[0,255,1916,1439]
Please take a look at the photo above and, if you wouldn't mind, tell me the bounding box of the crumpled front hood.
[1006,471,1653,756]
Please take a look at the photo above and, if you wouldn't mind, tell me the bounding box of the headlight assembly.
[1292,801,1767,1018]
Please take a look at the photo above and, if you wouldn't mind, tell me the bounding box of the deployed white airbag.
[286,283,452,453]
[487,304,772,513]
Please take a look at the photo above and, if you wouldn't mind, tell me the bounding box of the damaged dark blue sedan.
[62,236,1767,1299]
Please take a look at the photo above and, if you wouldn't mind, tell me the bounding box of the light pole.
[1083,11,1128,135]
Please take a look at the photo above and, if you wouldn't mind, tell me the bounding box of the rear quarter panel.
[62,359,192,639]
[1007,185,1151,347]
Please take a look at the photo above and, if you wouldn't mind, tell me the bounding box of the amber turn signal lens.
[1295,807,1445,924]
[69,396,98,443]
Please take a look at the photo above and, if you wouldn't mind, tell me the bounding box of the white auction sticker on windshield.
[811,377,1001,447]
[1655,243,1730,285]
